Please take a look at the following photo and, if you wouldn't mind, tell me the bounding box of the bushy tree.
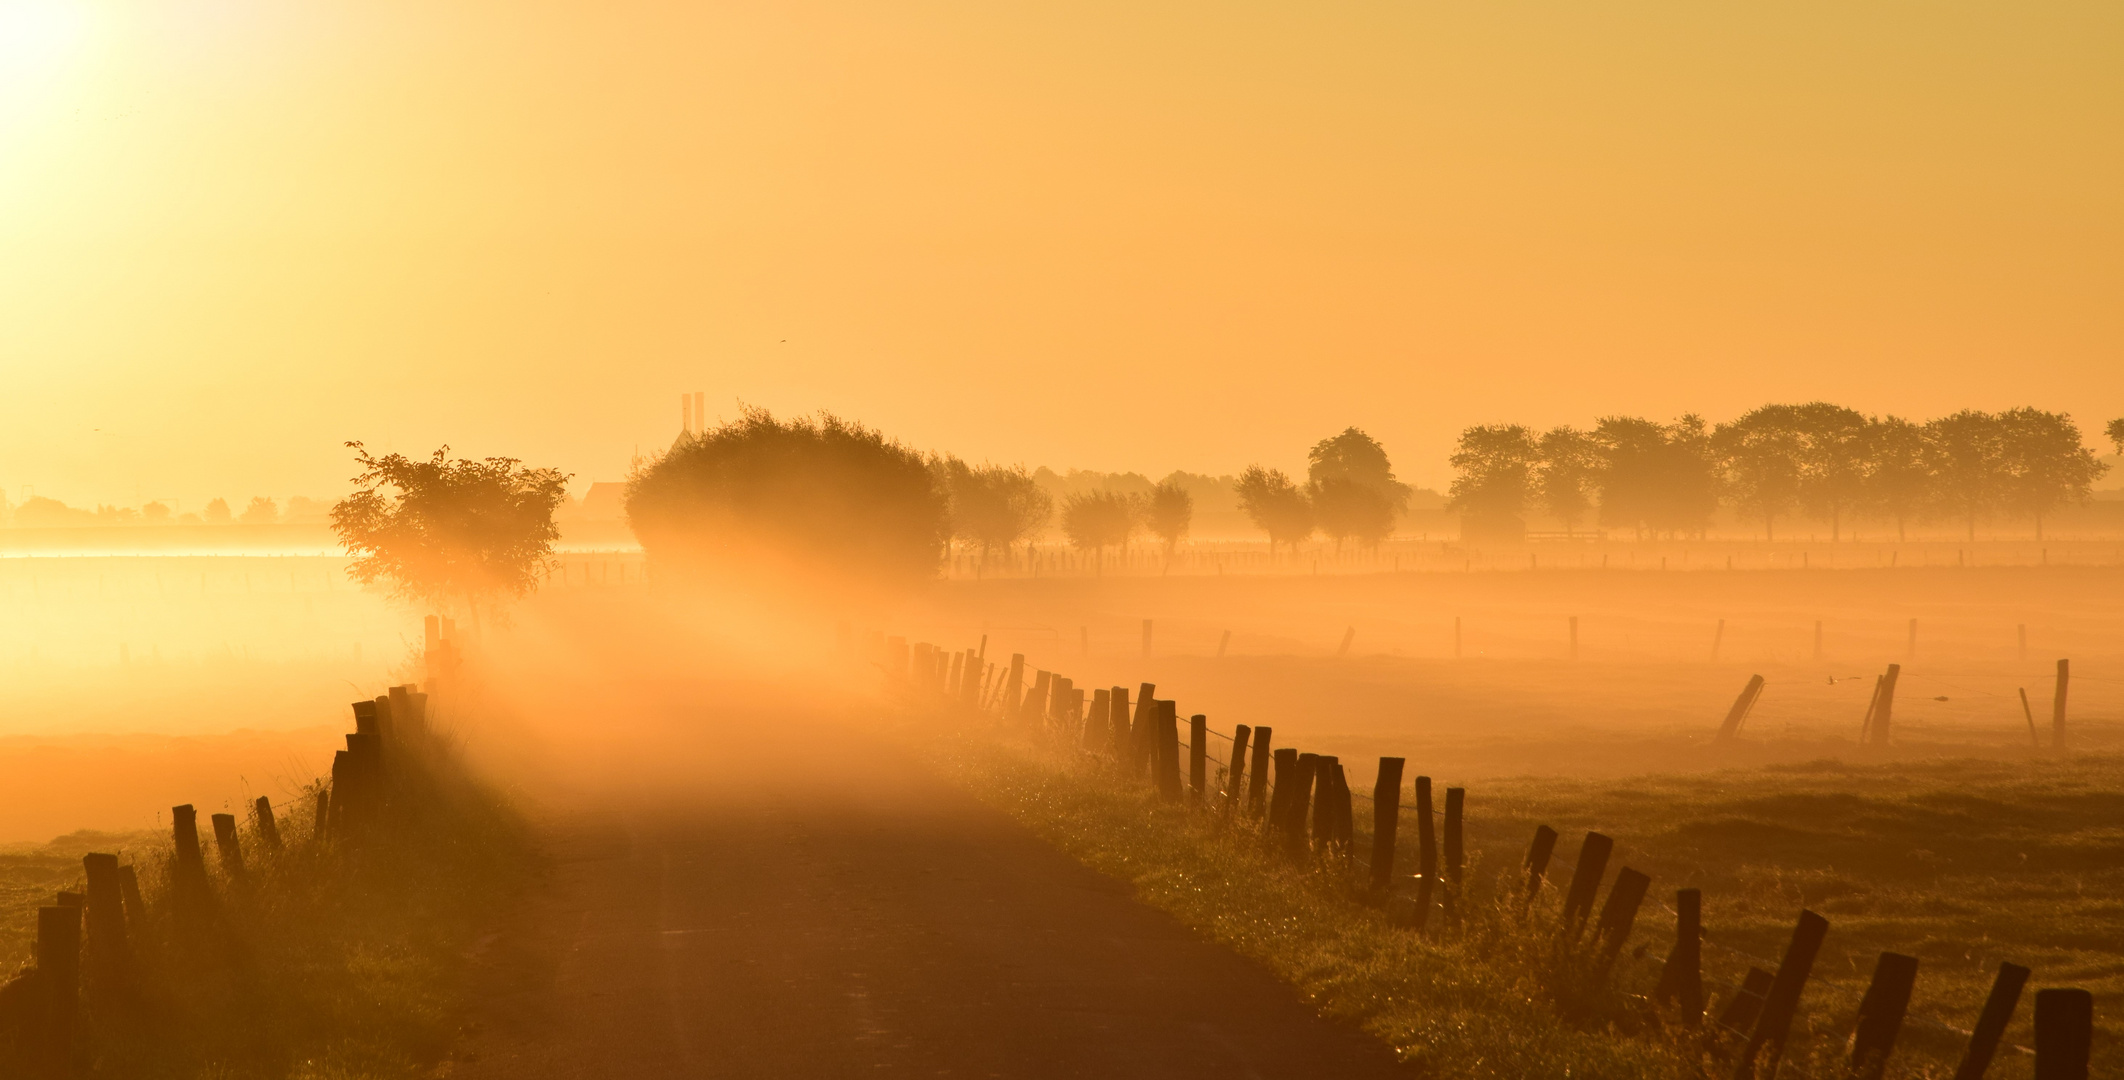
[1143,480,1193,554]
[1060,490,1136,565]
[1997,408,2107,540]
[1236,466,1313,557]
[1307,427,1408,550]
[627,407,945,587]
[2108,418,2124,457]
[1447,425,1538,542]
[1713,405,1807,541]
[1594,416,1718,539]
[1863,416,1930,540]
[332,443,569,628]
[1535,427,1601,537]
[938,458,1051,563]
[239,496,279,524]
[1792,403,1871,541]
[203,498,231,524]
[1922,411,2008,541]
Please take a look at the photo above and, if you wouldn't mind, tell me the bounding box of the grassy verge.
[0,716,532,1080]
[933,730,2116,1078]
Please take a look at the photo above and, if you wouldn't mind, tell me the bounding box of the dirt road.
[452,693,1406,1079]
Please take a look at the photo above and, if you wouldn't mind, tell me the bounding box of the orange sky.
[1,0,2119,507]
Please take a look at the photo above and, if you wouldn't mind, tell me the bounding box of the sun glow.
[0,0,87,89]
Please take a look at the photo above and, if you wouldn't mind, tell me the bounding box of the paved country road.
[451,697,1408,1079]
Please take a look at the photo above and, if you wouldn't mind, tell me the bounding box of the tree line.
[1450,406,2119,542]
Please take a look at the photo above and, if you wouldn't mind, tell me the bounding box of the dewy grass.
[931,731,1701,1080]
[933,727,2119,1078]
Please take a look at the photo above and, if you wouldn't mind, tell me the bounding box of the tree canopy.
[1235,467,1313,556]
[331,443,569,626]
[937,458,1051,561]
[1307,427,1408,550]
[1143,480,1193,553]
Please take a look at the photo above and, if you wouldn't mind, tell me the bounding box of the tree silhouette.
[1448,425,1538,542]
[1862,416,1930,541]
[1307,428,1407,550]
[1236,466,1313,557]
[203,498,231,524]
[938,459,1051,565]
[1997,408,2107,540]
[1535,427,1600,538]
[626,407,945,588]
[2107,417,2123,457]
[331,443,569,629]
[1714,406,1807,541]
[239,496,279,525]
[1060,490,1136,568]
[1143,480,1193,555]
[1923,411,2007,542]
[1791,403,1871,541]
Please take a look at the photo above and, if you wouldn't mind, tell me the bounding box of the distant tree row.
[0,494,332,528]
[930,458,1194,565]
[1449,406,2118,542]
[1235,428,1412,556]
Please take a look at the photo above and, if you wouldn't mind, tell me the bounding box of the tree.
[1235,466,1313,557]
[1535,427,1601,537]
[331,443,569,630]
[2107,417,2124,456]
[1862,416,1930,541]
[142,501,172,523]
[1591,415,1718,539]
[1060,490,1136,567]
[203,498,231,524]
[938,459,1051,564]
[1447,425,1538,542]
[1791,403,1871,541]
[239,496,279,524]
[1922,410,2007,541]
[1143,480,1193,555]
[1996,408,2107,540]
[1713,405,1807,541]
[626,407,945,588]
[1307,427,1408,550]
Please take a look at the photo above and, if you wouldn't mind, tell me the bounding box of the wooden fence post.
[1593,867,1651,962]
[171,803,209,898]
[1717,967,1775,1033]
[117,866,145,931]
[1413,777,1436,930]
[1953,962,2030,1080]
[2020,689,2042,748]
[1524,825,1559,906]
[1189,715,1207,805]
[1732,909,1829,1080]
[2052,659,2070,750]
[1369,758,1404,892]
[1085,690,1110,752]
[1005,654,1024,714]
[1281,754,1318,860]
[211,813,247,882]
[1873,663,1901,745]
[1655,888,1703,1023]
[36,904,79,1070]
[1108,687,1131,756]
[1222,725,1252,820]
[1266,749,1297,833]
[1156,702,1183,802]
[1715,675,1767,742]
[1560,832,1613,930]
[81,853,129,986]
[2032,987,2091,1080]
[1129,683,1158,775]
[1849,952,1920,1080]
[1443,788,1465,920]
[1246,728,1273,818]
[1310,755,1340,852]
[255,796,282,852]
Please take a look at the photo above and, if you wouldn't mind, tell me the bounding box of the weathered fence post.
[1715,675,1766,742]
[81,853,129,987]
[1442,787,1464,920]
[1718,967,1775,1032]
[1524,825,1559,906]
[1848,952,1919,1080]
[116,866,146,931]
[1156,702,1183,802]
[1222,725,1252,821]
[1560,832,1613,931]
[1655,887,1703,1022]
[1189,715,1207,806]
[171,803,211,906]
[1310,755,1340,851]
[2052,659,2070,750]
[1266,749,1297,833]
[1108,687,1131,756]
[1593,867,1651,962]
[1085,690,1110,751]
[1281,754,1318,860]
[255,796,282,853]
[1953,962,2030,1080]
[1369,757,1404,892]
[1005,653,1024,714]
[36,904,80,1071]
[2032,987,2091,1080]
[1128,683,1158,775]
[2020,688,2042,748]
[1246,727,1273,819]
[211,813,247,882]
[1412,777,1436,931]
[1732,909,1829,1080]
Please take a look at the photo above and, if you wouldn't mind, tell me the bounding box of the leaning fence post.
[1848,952,1920,1080]
[1413,776,1436,931]
[116,866,146,932]
[1560,832,1613,931]
[1222,725,1252,820]
[2032,987,2091,1080]
[1188,715,1207,806]
[255,796,283,853]
[1246,727,1273,819]
[1715,675,1766,742]
[1953,962,2030,1080]
[1369,758,1404,892]
[1593,867,1651,962]
[1655,887,1703,1023]
[1717,967,1775,1033]
[1732,909,1829,1080]
[1524,825,1559,907]
[212,813,247,882]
